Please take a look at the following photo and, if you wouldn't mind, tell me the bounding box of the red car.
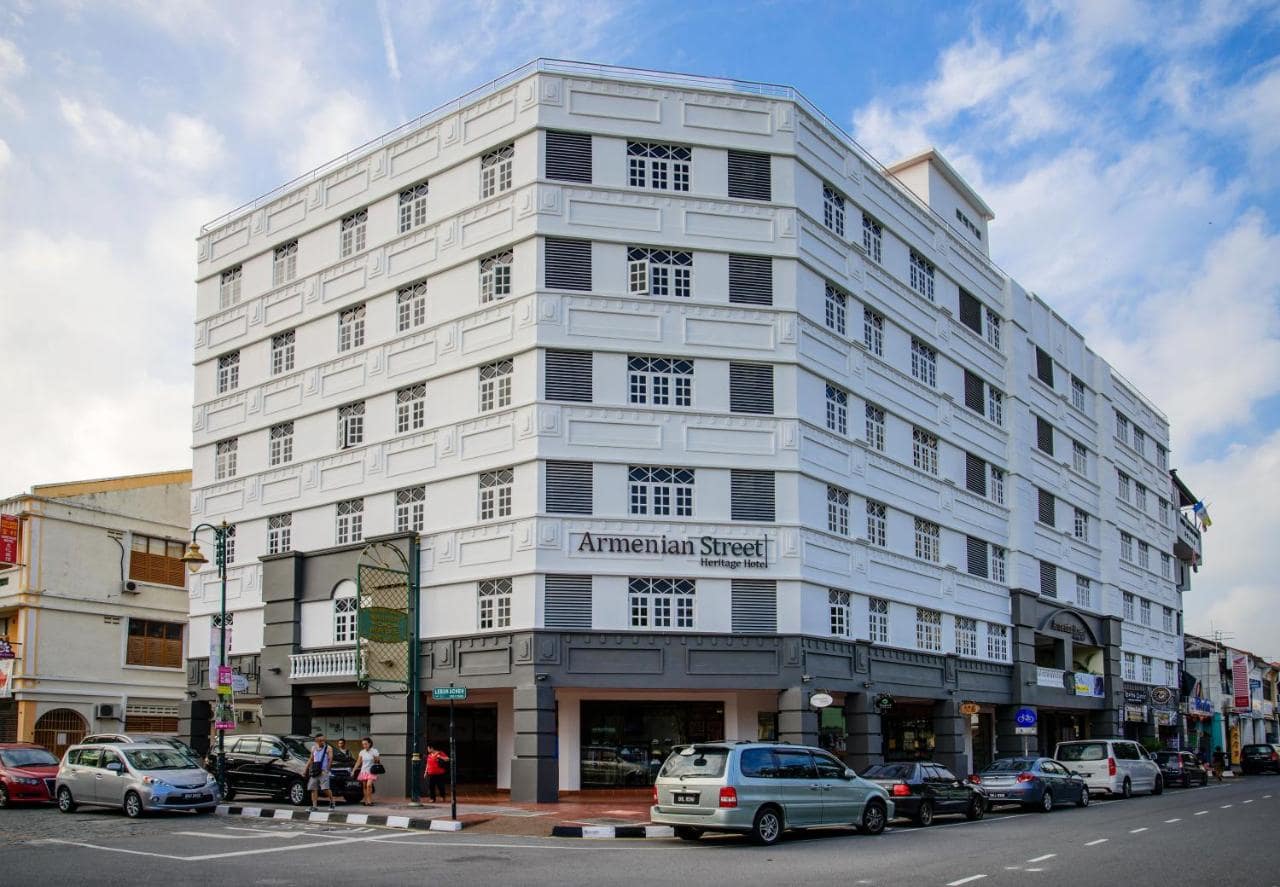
[0,742,60,806]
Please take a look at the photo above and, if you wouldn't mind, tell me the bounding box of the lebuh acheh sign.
[576,532,768,569]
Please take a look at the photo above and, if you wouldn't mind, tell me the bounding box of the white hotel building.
[183,61,1202,800]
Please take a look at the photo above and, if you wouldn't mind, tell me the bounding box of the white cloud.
[0,136,10,170]
[59,98,226,178]
[280,91,388,180]
[0,33,27,116]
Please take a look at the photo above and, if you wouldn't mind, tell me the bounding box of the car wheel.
[1152,775,1163,796]
[0,784,9,808]
[123,791,145,819]
[1121,778,1132,799]
[1077,787,1090,808]
[749,805,784,846]
[57,786,77,813]
[914,800,934,827]
[287,780,307,806]
[222,786,236,802]
[674,826,703,842]
[965,796,985,820]
[861,799,887,836]
[1039,790,1054,813]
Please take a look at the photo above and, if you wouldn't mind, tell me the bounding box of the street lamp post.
[181,521,230,793]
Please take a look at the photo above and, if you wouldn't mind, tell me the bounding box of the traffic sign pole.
[449,689,457,821]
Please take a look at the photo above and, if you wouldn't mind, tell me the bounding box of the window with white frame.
[824,283,847,335]
[987,387,1004,426]
[1140,598,1152,626]
[273,240,298,286]
[627,142,690,191]
[1117,471,1132,503]
[338,304,365,351]
[628,247,692,298]
[1161,553,1172,579]
[1120,532,1134,563]
[861,214,882,263]
[985,308,1001,349]
[912,427,938,475]
[479,358,513,412]
[399,182,429,233]
[865,403,886,451]
[1123,652,1136,680]
[215,438,237,480]
[335,498,364,545]
[829,589,851,638]
[1163,606,1174,632]
[1115,410,1129,443]
[1135,484,1147,513]
[480,144,514,198]
[337,401,365,448]
[629,577,695,629]
[868,597,889,644]
[1138,541,1150,569]
[822,184,845,236]
[1071,376,1086,411]
[914,517,940,562]
[396,383,426,434]
[1123,592,1135,621]
[866,500,887,546]
[478,578,512,630]
[628,466,694,517]
[222,523,236,564]
[480,249,513,303]
[271,330,295,376]
[916,607,942,652]
[395,485,426,533]
[628,355,693,407]
[340,209,367,257]
[479,468,513,520]
[1076,575,1092,608]
[1073,440,1088,474]
[911,338,937,387]
[991,545,1007,583]
[827,485,850,536]
[1133,427,1146,457]
[909,250,935,301]
[825,384,848,435]
[268,421,293,466]
[863,306,884,357]
[1141,655,1153,683]
[1074,508,1089,542]
[333,594,358,644]
[989,466,1006,505]
[267,513,291,555]
[987,623,1009,661]
[1158,498,1171,527]
[956,617,978,657]
[216,351,239,394]
[397,281,427,332]
[1165,660,1177,687]
[1157,444,1168,471]
[219,266,242,309]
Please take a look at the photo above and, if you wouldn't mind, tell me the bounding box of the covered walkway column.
[511,685,557,803]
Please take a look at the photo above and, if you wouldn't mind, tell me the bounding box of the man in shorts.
[307,733,336,812]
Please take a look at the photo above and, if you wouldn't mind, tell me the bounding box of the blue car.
[976,757,1090,812]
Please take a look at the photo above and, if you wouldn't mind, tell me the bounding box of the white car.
[1054,739,1163,798]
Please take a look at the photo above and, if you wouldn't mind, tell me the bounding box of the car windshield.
[658,747,729,778]
[284,737,314,757]
[1153,752,1178,763]
[983,759,1034,773]
[0,748,59,767]
[124,748,201,771]
[1244,745,1270,753]
[862,763,916,779]
[1056,742,1106,762]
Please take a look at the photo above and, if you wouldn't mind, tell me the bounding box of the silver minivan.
[56,743,221,817]
[650,742,894,845]
[1054,739,1163,798]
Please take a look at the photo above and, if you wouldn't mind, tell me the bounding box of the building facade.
[183,60,1199,800]
[0,472,192,757]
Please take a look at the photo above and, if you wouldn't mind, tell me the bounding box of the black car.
[861,761,986,826]
[211,734,361,806]
[1241,744,1280,774]
[1153,751,1209,787]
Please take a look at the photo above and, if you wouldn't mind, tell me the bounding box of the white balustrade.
[289,648,358,679]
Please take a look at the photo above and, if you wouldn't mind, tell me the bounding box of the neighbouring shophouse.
[0,472,192,757]
[1184,635,1278,765]
[182,60,1202,800]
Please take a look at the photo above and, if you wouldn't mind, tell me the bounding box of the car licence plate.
[183,793,203,800]
[673,793,699,805]
[988,792,1007,799]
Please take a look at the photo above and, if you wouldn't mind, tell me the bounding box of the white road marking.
[1221,804,1233,808]
[946,876,987,886]
[1165,818,1181,823]
[34,831,400,863]
[1085,838,1109,846]
[1028,854,1057,863]
[1244,800,1254,804]
[172,830,305,840]
[1195,810,1209,815]
[367,836,679,852]
[1026,868,1044,873]
[1264,795,1272,799]
[1130,828,1148,834]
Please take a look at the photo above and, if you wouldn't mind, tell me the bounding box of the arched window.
[333,581,357,645]
[34,708,87,758]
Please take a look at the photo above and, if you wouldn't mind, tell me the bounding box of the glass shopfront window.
[882,704,937,761]
[580,700,724,787]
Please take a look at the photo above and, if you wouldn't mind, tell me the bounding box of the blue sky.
[0,0,1277,652]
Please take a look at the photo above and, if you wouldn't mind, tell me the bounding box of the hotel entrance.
[579,700,723,787]
[425,703,499,786]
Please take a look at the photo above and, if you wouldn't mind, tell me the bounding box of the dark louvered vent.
[546,131,592,183]
[544,575,592,629]
[1036,346,1055,387]
[731,579,777,632]
[958,289,982,333]
[1036,416,1055,455]
[728,255,773,305]
[545,350,592,402]
[966,536,989,578]
[1038,489,1055,526]
[727,150,772,201]
[546,461,593,514]
[730,470,775,521]
[965,453,987,496]
[545,238,592,291]
[1040,560,1057,598]
[729,363,774,414]
[964,370,985,414]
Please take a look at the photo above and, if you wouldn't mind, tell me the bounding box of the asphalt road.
[1,776,1277,886]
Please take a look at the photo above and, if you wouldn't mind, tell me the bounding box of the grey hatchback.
[650,742,894,845]
[57,743,219,817]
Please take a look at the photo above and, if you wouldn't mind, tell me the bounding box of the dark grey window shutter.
[1035,347,1054,387]
[730,469,775,521]
[958,290,982,333]
[1038,489,1055,526]
[544,575,592,629]
[545,350,592,402]
[546,461,593,514]
[1036,416,1055,455]
[964,370,985,414]
[545,131,592,183]
[545,238,592,291]
[966,536,988,578]
[727,150,772,201]
[731,579,777,632]
[728,255,773,305]
[965,453,987,496]
[1040,560,1057,598]
[729,363,774,414]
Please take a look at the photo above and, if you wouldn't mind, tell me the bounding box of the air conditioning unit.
[237,709,257,724]
[120,580,139,594]
[96,703,122,720]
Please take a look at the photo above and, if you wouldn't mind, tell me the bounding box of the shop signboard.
[1234,656,1251,711]
[873,693,894,712]
[208,626,234,690]
[1036,666,1068,689]
[1149,686,1173,707]
[1074,673,1106,699]
[959,702,981,716]
[575,531,770,570]
[0,638,14,659]
[1124,687,1149,705]
[0,659,13,698]
[1125,705,1148,723]
[0,514,20,567]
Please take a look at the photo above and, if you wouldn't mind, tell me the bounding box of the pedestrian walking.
[333,738,354,767]
[424,742,450,803]
[1211,747,1225,782]
[307,733,337,811]
[355,736,381,807]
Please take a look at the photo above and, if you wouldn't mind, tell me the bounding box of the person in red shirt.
[424,743,450,803]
